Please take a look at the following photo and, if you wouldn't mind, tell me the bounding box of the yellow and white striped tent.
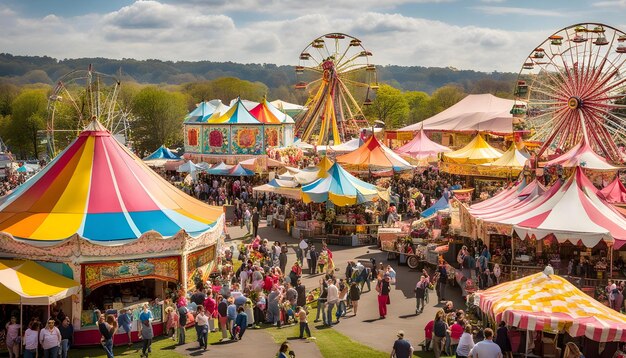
[0,260,80,305]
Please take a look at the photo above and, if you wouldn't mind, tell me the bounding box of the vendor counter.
[326,223,379,246]
[75,301,164,346]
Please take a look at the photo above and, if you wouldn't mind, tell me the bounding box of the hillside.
[0,53,517,95]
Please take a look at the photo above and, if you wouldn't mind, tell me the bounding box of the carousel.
[0,120,224,345]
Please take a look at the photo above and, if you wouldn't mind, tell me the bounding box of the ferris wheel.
[46,65,133,156]
[295,33,378,146]
[513,23,626,162]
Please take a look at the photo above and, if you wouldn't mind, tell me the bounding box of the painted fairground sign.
[202,125,230,154]
[187,245,216,289]
[82,256,180,291]
[231,126,263,155]
[184,126,201,153]
[264,126,283,149]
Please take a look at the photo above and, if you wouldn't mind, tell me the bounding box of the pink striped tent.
[478,272,626,342]
[599,177,626,204]
[545,138,620,170]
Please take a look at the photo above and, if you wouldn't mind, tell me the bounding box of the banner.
[186,245,216,290]
[441,161,522,178]
[82,256,180,291]
[184,125,201,153]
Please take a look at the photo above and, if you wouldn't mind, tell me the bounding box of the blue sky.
[1,0,625,72]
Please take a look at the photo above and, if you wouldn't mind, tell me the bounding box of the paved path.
[225,220,465,355]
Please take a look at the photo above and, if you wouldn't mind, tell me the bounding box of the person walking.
[243,206,252,234]
[139,304,154,357]
[217,296,229,341]
[309,245,318,275]
[279,242,288,274]
[40,318,62,358]
[296,279,307,308]
[195,306,209,350]
[298,237,308,268]
[348,281,361,316]
[437,264,448,302]
[98,314,114,358]
[58,316,74,358]
[377,274,391,319]
[456,324,475,358]
[468,328,502,358]
[232,306,248,341]
[177,301,188,345]
[296,306,312,339]
[117,308,133,346]
[314,278,328,323]
[432,309,448,358]
[23,321,40,358]
[495,321,512,358]
[252,207,260,237]
[325,278,339,326]
[415,275,428,314]
[390,330,414,358]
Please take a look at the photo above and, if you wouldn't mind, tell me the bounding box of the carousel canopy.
[301,162,386,206]
[398,94,515,134]
[209,98,260,124]
[599,177,626,204]
[336,135,412,172]
[544,138,620,170]
[395,128,451,160]
[487,167,626,249]
[477,271,626,342]
[482,143,529,168]
[143,145,181,161]
[443,134,503,164]
[184,101,216,123]
[0,120,222,244]
[0,259,80,305]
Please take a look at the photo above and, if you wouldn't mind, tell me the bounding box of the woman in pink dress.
[5,315,21,358]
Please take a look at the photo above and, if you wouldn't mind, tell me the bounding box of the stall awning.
[0,260,80,305]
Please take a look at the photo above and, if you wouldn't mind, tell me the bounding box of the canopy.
[336,135,412,172]
[0,120,222,243]
[143,145,181,163]
[469,179,546,217]
[398,94,515,134]
[208,98,260,124]
[294,167,321,185]
[599,177,626,204]
[421,195,449,218]
[482,167,626,249]
[482,144,529,168]
[317,138,362,153]
[544,138,620,170]
[0,260,80,305]
[301,163,386,206]
[206,161,234,175]
[16,165,34,173]
[225,163,255,176]
[477,271,626,342]
[177,160,204,173]
[317,156,334,178]
[184,101,216,123]
[443,134,503,164]
[249,100,282,124]
[270,99,307,117]
[395,128,451,160]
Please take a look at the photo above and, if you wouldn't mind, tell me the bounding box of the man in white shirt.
[298,238,308,268]
[325,279,339,326]
[469,328,502,358]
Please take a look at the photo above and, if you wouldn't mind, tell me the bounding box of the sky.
[1,0,625,73]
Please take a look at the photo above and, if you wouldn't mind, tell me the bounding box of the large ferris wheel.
[295,33,378,146]
[513,23,626,162]
[46,65,133,157]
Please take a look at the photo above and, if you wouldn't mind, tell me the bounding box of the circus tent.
[209,98,260,124]
[301,163,387,206]
[184,101,217,123]
[599,177,626,204]
[477,271,626,342]
[398,94,515,134]
[336,135,412,172]
[468,179,546,218]
[469,178,527,211]
[482,144,529,168]
[394,128,451,160]
[443,134,503,164]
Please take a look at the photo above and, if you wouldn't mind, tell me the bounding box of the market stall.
[0,120,224,346]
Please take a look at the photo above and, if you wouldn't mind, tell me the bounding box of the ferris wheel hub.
[567,96,582,109]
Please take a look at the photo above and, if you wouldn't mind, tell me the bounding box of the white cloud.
[593,0,626,7]
[474,6,566,17]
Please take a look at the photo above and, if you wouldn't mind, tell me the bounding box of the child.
[284,303,295,324]
[165,306,179,341]
[296,306,312,339]
[232,306,247,341]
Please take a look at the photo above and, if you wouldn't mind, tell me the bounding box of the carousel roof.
[544,138,620,170]
[394,128,451,160]
[301,162,386,206]
[443,134,503,164]
[599,177,626,204]
[209,98,261,124]
[477,271,626,342]
[398,94,515,134]
[336,135,412,172]
[184,101,216,123]
[0,120,222,244]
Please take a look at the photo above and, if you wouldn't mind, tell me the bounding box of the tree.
[430,85,466,113]
[8,88,48,158]
[181,77,268,106]
[405,91,432,125]
[363,84,409,129]
[131,86,188,155]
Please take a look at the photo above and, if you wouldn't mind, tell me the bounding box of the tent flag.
[0,120,222,243]
[0,260,80,305]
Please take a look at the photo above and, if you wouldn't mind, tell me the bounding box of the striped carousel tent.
[477,270,626,342]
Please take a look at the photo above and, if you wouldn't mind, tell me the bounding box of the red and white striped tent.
[477,271,626,342]
[544,138,621,170]
[469,179,546,217]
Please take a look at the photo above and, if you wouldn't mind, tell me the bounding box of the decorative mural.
[186,245,216,290]
[231,126,263,155]
[184,126,200,153]
[264,126,282,149]
[202,125,229,154]
[82,256,180,291]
